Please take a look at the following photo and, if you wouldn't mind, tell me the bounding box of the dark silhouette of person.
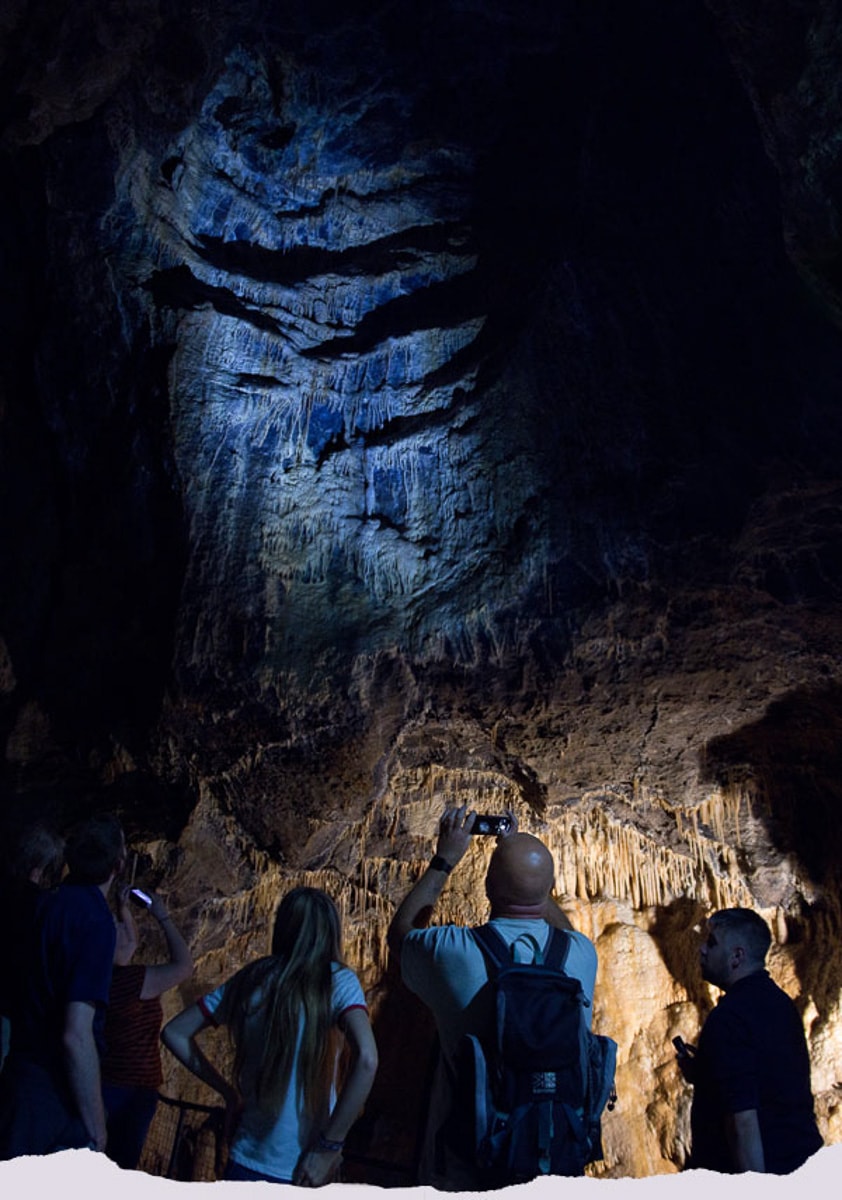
[0,823,65,1069]
[0,814,125,1158]
[676,907,823,1174]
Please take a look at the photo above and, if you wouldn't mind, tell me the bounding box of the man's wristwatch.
[429,854,453,875]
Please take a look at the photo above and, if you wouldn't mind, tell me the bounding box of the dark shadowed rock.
[1,0,841,1177]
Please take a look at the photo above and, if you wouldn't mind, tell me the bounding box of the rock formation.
[1,0,841,1181]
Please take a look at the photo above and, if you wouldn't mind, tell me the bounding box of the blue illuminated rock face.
[1,0,842,824]
[111,11,575,697]
[4,1,842,1179]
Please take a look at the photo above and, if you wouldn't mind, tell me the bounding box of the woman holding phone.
[162,886,378,1186]
[102,886,193,1169]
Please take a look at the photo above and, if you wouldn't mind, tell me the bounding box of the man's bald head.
[486,833,555,913]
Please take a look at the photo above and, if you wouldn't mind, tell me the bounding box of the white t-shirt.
[400,920,598,1187]
[200,962,366,1181]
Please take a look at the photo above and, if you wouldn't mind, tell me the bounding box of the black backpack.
[443,923,617,1185]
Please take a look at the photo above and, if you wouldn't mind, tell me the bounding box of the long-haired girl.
[162,887,377,1185]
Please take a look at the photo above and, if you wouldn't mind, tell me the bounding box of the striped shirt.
[101,964,163,1088]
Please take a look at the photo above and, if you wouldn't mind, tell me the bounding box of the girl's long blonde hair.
[218,887,342,1118]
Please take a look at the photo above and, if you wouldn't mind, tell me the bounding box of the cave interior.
[1,0,842,1182]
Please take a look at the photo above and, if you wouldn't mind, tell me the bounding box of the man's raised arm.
[387,805,475,960]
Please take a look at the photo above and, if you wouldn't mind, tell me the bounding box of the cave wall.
[2,0,842,1181]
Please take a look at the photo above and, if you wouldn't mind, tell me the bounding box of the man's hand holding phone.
[673,1035,697,1082]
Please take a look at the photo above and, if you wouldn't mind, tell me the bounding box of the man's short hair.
[65,814,124,885]
[709,907,772,965]
[13,823,65,885]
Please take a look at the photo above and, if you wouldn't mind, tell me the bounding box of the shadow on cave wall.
[342,955,436,1186]
[699,682,842,1027]
[701,682,842,889]
[648,896,712,1021]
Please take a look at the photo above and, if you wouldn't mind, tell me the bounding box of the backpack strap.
[472,924,571,972]
[471,923,510,975]
[542,926,573,973]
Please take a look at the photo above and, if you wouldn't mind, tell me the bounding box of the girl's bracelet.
[316,1133,344,1152]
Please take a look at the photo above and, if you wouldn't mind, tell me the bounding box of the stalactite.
[192,766,772,1003]
[775,907,788,945]
[156,754,842,1177]
[534,797,756,913]
[695,785,751,846]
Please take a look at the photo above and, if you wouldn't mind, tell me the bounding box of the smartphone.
[471,814,512,836]
[129,887,152,909]
[672,1036,688,1054]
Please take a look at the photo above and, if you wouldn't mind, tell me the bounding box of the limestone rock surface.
[1,0,842,1181]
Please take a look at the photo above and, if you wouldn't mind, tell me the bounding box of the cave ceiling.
[1,0,842,1179]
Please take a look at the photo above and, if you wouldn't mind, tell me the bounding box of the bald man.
[388,806,598,1189]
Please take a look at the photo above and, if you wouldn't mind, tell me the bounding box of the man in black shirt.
[676,907,822,1174]
[0,814,126,1159]
[0,823,65,1066]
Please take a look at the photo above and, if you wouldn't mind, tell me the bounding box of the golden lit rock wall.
[1,1,841,1183]
[139,749,842,1180]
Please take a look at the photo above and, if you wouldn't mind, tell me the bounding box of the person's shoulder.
[723,970,781,1007]
[35,880,74,926]
[400,925,481,999]
[752,970,802,1015]
[404,923,473,950]
[401,923,477,970]
[700,989,758,1057]
[202,963,251,1013]
[703,979,760,1034]
[561,927,594,946]
[330,962,367,1007]
[561,928,598,959]
[755,969,788,994]
[331,961,362,982]
[331,960,366,992]
[53,880,108,912]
